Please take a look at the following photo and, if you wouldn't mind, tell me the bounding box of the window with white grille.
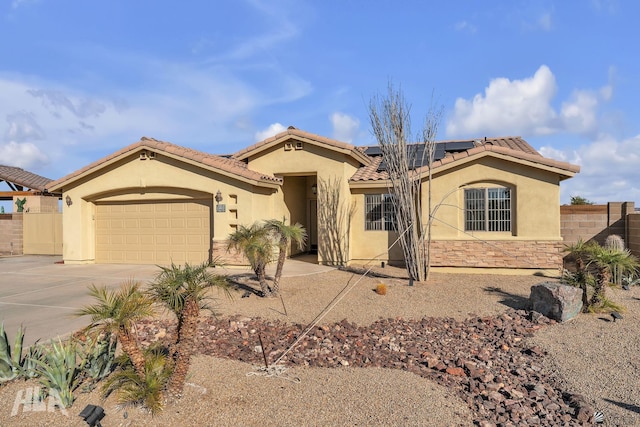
[365,194,396,231]
[464,187,511,232]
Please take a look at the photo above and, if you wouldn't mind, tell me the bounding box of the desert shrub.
[375,283,387,295]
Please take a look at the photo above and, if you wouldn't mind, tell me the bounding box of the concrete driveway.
[0,255,333,346]
[0,256,160,346]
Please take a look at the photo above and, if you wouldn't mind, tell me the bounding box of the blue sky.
[1,0,638,208]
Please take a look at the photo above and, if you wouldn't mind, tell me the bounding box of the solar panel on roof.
[374,140,475,172]
[364,146,383,156]
[443,141,475,151]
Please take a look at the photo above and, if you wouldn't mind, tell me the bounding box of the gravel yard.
[0,267,638,426]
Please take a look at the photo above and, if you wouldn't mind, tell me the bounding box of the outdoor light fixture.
[311,184,317,195]
[65,195,72,207]
[79,404,105,427]
[611,311,623,322]
[215,190,223,203]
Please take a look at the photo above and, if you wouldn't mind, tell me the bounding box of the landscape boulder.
[529,282,582,322]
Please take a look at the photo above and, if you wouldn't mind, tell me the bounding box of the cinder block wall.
[628,213,640,258]
[0,213,23,255]
[560,205,608,246]
[560,201,636,250]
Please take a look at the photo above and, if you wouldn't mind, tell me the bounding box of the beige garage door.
[95,200,211,265]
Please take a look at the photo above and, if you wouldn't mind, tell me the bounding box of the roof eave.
[234,131,372,166]
[46,144,282,193]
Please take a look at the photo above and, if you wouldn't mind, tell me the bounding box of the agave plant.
[33,338,83,408]
[78,332,117,391]
[0,323,36,382]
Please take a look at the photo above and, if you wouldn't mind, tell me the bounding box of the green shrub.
[102,345,172,415]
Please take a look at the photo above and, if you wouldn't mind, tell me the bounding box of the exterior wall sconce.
[311,184,317,195]
[215,190,223,204]
[65,195,73,207]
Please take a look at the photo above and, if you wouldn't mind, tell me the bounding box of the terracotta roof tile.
[46,137,281,192]
[350,136,579,182]
[0,165,54,192]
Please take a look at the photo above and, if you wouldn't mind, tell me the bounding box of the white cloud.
[330,112,360,143]
[4,111,45,142]
[255,123,286,141]
[447,65,559,137]
[447,65,612,138]
[541,134,640,204]
[0,141,48,169]
[560,90,599,134]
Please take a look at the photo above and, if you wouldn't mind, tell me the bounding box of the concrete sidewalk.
[0,255,333,346]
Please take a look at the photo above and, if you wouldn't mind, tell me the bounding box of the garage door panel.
[96,200,211,265]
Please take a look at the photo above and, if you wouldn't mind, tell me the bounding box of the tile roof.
[350,136,579,182]
[0,165,54,192]
[233,126,372,165]
[46,137,282,192]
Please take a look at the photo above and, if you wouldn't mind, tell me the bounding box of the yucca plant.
[102,345,172,415]
[33,338,83,408]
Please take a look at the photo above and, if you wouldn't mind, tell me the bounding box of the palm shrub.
[102,345,171,415]
[148,261,229,399]
[33,338,83,408]
[227,223,275,297]
[587,245,639,308]
[264,219,307,296]
[563,239,595,310]
[75,281,155,379]
[564,239,640,312]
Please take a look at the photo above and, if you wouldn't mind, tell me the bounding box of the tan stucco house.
[45,127,579,272]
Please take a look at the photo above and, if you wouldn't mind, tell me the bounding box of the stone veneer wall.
[429,240,564,270]
[0,213,23,255]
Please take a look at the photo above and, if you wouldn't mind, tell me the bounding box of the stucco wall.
[59,151,275,263]
[349,154,565,270]
[246,140,359,264]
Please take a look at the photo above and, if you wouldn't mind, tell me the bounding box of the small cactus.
[605,234,625,251]
[375,283,387,295]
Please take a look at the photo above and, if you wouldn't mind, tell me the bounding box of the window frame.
[464,187,512,232]
[365,193,397,231]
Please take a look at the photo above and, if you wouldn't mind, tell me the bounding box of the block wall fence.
[560,201,638,256]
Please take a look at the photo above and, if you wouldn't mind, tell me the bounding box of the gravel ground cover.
[0,267,638,426]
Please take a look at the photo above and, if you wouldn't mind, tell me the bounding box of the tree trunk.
[167,298,199,399]
[271,244,287,296]
[590,266,610,307]
[256,265,271,297]
[118,326,146,379]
